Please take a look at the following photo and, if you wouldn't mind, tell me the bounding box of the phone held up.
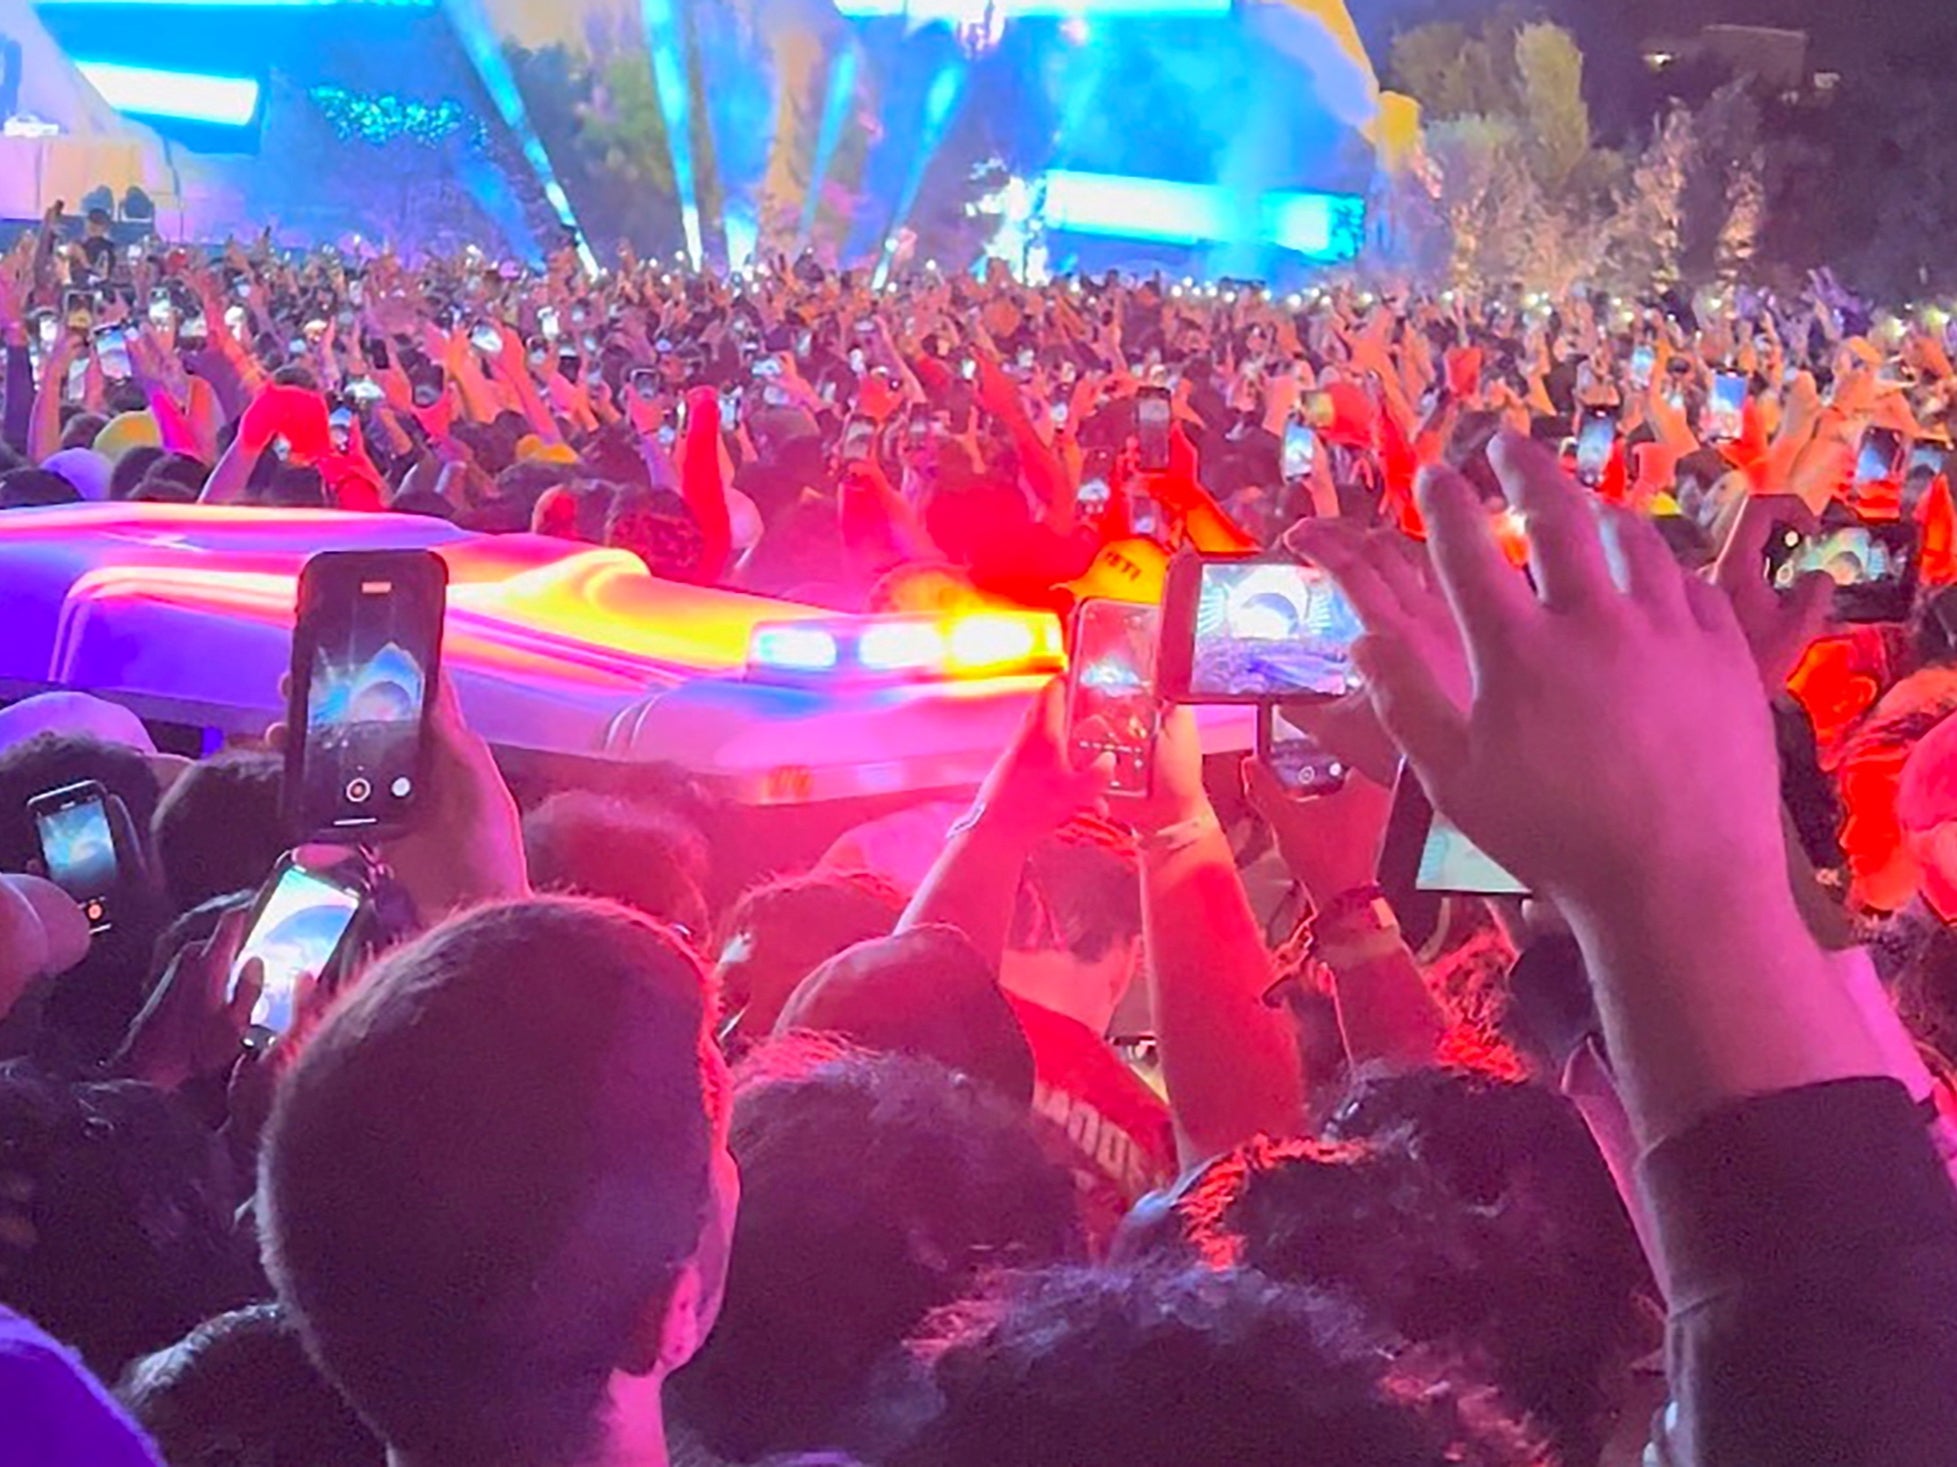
[29,779,125,933]
[228,854,367,1049]
[1257,705,1348,799]
[1767,516,1917,625]
[1156,553,1364,705]
[285,550,448,844]
[1135,384,1173,473]
[1066,599,1162,799]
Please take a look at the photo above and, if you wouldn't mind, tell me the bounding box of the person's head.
[712,868,905,1042]
[150,750,286,915]
[130,477,198,504]
[0,467,82,508]
[1003,818,1142,1030]
[773,925,1036,1105]
[891,1266,1537,1467]
[522,790,711,943]
[59,411,109,453]
[109,445,165,502]
[262,463,327,509]
[259,897,733,1467]
[606,485,706,580]
[146,452,211,496]
[118,1303,385,1467]
[669,1041,1082,1461]
[390,486,458,520]
[0,1066,256,1379]
[86,207,112,236]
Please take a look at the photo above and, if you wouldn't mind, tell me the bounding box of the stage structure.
[6,0,1401,279]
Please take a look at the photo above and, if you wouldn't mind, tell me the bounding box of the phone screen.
[1416,812,1528,896]
[1575,410,1615,486]
[1259,705,1347,797]
[1281,421,1316,481]
[1136,388,1172,471]
[1630,345,1654,389]
[230,864,362,1038]
[1185,560,1363,700]
[840,417,876,462]
[470,323,504,357]
[1067,599,1161,798]
[1909,443,1949,479]
[94,327,131,380]
[33,787,118,931]
[289,551,447,840]
[1855,428,1904,486]
[1773,526,1900,590]
[1706,373,1746,442]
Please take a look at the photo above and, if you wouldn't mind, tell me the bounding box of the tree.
[1513,22,1589,195]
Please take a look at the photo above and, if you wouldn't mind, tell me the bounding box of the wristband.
[1314,882,1386,929]
[1138,809,1223,858]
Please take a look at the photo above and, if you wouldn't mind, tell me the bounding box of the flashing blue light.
[873,58,965,287]
[858,622,945,671]
[642,0,704,266]
[1041,170,1365,261]
[73,59,261,127]
[835,0,1229,15]
[751,626,842,673]
[801,44,860,244]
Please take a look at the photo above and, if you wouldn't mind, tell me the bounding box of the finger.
[1364,530,1435,609]
[1415,464,1536,652]
[226,956,264,1028]
[1490,432,1614,614]
[1241,755,1287,819]
[1031,676,1068,746]
[1601,506,1690,627]
[1719,495,1818,577]
[1781,569,1834,649]
[1353,631,1469,790]
[1285,521,1405,633]
[1683,571,1748,640]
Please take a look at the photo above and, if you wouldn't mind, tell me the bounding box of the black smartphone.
[1066,598,1161,799]
[1135,384,1172,472]
[1767,519,1917,624]
[628,367,661,403]
[1257,705,1348,798]
[1574,405,1615,488]
[227,855,365,1046]
[1157,553,1365,704]
[1855,426,1907,486]
[28,780,121,933]
[1377,768,1528,952]
[1281,420,1316,482]
[285,549,448,842]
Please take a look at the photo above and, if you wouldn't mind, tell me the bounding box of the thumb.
[226,956,264,1030]
[1780,570,1833,658]
[1354,630,1469,791]
[1241,755,1286,822]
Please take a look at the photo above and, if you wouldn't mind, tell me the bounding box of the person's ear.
[655,1261,710,1376]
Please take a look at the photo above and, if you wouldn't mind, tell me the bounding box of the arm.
[1140,708,1306,1166]
[678,386,733,582]
[2,339,30,458]
[27,331,79,464]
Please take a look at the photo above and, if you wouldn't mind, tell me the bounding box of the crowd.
[3,205,1957,1467]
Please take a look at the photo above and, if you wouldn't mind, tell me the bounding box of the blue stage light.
[801,44,860,244]
[73,59,261,127]
[1041,170,1365,261]
[641,0,704,266]
[835,0,1230,16]
[873,58,965,285]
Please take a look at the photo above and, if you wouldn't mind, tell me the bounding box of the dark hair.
[389,487,458,520]
[60,412,109,452]
[606,485,706,580]
[892,1266,1537,1467]
[147,453,211,495]
[670,1042,1083,1460]
[262,464,327,509]
[131,478,198,504]
[118,1303,385,1467]
[259,897,717,1467]
[1010,818,1141,962]
[0,1065,257,1379]
[150,750,286,914]
[522,790,711,941]
[109,446,166,501]
[0,467,83,508]
[712,869,904,1038]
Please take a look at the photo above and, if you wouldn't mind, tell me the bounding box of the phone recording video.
[1135,385,1173,472]
[286,550,448,842]
[229,859,363,1042]
[29,781,120,932]
[1855,426,1906,486]
[1630,344,1655,389]
[1769,520,1917,623]
[470,323,505,357]
[1257,705,1347,798]
[1066,599,1161,798]
[628,367,661,403]
[1159,555,1364,703]
[1575,407,1615,487]
[1281,420,1316,482]
[1705,372,1746,443]
[840,415,877,463]
[93,325,131,381]
[1378,771,1527,922]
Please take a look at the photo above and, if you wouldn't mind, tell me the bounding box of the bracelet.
[1314,928,1407,970]
[1314,882,1386,928]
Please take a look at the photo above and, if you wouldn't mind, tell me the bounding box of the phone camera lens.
[390,776,413,799]
[346,777,372,804]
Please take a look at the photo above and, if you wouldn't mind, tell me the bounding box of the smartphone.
[1257,705,1347,798]
[470,322,504,357]
[1855,426,1906,486]
[147,289,173,327]
[329,407,353,453]
[958,356,977,382]
[840,415,876,463]
[345,377,385,405]
[228,857,364,1044]
[1281,420,1316,481]
[285,550,448,842]
[1378,768,1528,920]
[1135,385,1172,472]
[1051,402,1070,429]
[1575,406,1616,487]
[538,306,560,342]
[628,367,661,403]
[1157,554,1365,703]
[1629,344,1654,389]
[1768,520,1917,624]
[1705,372,1746,443]
[1066,599,1161,798]
[847,347,866,374]
[35,312,57,348]
[754,357,782,379]
[92,325,131,380]
[1909,442,1950,480]
[28,780,121,933]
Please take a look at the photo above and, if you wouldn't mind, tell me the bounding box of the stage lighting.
[834,0,1231,16]
[121,187,156,224]
[74,59,261,127]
